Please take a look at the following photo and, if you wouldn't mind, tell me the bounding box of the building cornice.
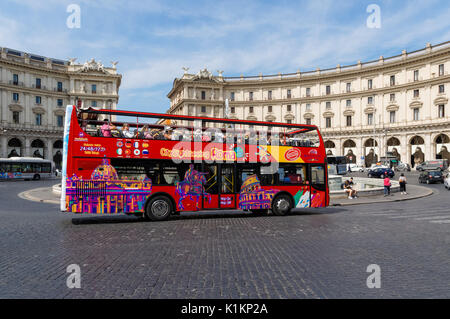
[322,121,450,138]
[221,42,450,86]
[224,74,450,105]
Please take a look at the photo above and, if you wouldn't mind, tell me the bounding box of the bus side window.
[237,165,258,189]
[276,164,307,185]
[310,165,325,186]
[144,162,160,184]
[260,165,275,186]
[161,164,182,185]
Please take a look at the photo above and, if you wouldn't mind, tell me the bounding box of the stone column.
[406,134,412,165]
[358,137,364,166]
[424,133,432,162]
[1,135,7,158]
[25,94,31,124]
[1,67,7,83]
[335,139,342,156]
[47,139,53,161]
[70,78,75,93]
[24,138,31,157]
[46,97,52,126]
[400,134,408,164]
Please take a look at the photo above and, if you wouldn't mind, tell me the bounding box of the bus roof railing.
[78,107,319,132]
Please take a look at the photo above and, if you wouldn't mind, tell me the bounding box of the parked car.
[418,170,444,184]
[367,167,395,178]
[444,173,450,190]
[347,164,365,172]
[416,160,449,171]
[395,162,411,172]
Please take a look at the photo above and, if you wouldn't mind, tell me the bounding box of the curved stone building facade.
[0,47,121,168]
[167,42,450,167]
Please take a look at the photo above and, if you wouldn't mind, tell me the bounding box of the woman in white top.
[121,123,134,138]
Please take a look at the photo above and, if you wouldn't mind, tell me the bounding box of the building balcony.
[9,80,24,87]
[32,84,47,90]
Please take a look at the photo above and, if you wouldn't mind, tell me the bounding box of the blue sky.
[1,0,450,113]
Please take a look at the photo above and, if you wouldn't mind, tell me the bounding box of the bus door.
[219,164,236,209]
[309,164,327,208]
[202,164,236,210]
[202,164,219,209]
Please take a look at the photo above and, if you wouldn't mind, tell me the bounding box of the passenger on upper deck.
[121,123,134,138]
[138,125,153,139]
[193,129,202,141]
[215,130,224,143]
[163,127,173,140]
[101,119,116,137]
[202,131,211,142]
[184,130,193,141]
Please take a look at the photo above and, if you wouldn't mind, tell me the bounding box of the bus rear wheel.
[271,194,293,216]
[145,196,172,221]
[33,174,40,180]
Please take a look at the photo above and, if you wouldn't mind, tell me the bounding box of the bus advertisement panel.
[62,106,329,220]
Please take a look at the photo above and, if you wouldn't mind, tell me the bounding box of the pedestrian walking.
[384,173,391,196]
[399,173,407,195]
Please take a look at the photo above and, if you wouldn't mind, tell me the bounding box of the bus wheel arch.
[271,192,294,216]
[144,192,176,221]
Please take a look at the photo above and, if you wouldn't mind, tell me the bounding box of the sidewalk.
[18,186,60,205]
[330,184,433,206]
[20,184,433,207]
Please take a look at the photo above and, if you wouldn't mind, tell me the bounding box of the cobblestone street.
[0,175,449,298]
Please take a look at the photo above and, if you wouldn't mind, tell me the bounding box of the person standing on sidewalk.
[399,173,407,195]
[384,173,392,196]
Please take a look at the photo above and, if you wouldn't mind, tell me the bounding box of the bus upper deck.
[76,107,323,149]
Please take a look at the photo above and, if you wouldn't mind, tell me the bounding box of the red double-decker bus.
[61,105,329,220]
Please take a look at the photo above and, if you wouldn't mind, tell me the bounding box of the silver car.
[445,173,450,190]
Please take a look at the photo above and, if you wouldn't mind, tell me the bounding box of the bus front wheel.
[145,196,172,221]
[271,194,293,216]
[33,174,40,180]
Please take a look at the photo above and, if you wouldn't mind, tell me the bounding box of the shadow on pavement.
[72,215,142,225]
[71,206,347,225]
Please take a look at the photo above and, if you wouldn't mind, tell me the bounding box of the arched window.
[324,140,335,148]
[410,136,424,145]
[343,140,356,148]
[31,139,45,148]
[8,138,22,148]
[53,140,63,149]
[435,134,449,144]
[364,138,378,147]
[387,137,400,146]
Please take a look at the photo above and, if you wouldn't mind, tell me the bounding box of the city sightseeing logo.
[301,149,319,161]
[284,148,301,161]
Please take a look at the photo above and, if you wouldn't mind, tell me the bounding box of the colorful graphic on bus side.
[175,164,211,210]
[239,175,280,210]
[65,158,152,214]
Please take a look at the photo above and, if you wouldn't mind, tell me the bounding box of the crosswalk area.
[355,207,450,225]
